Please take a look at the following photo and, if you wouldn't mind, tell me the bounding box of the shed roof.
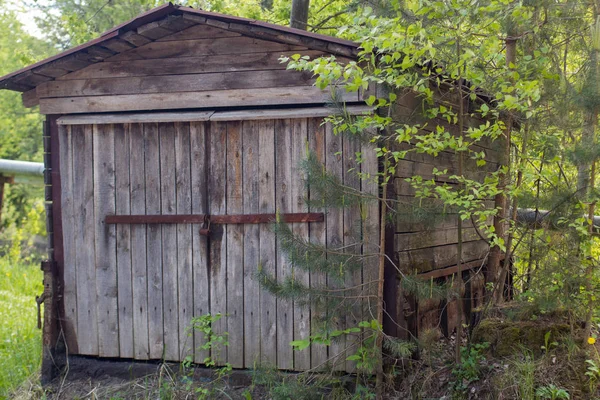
[0,3,359,93]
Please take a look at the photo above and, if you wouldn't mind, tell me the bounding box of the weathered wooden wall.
[58,117,378,371]
[390,90,501,339]
[35,22,359,114]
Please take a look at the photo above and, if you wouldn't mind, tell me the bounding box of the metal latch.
[36,292,48,329]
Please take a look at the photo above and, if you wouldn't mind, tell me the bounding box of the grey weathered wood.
[175,122,194,360]
[129,122,150,360]
[361,134,380,331]
[274,118,293,370]
[57,111,213,126]
[37,70,314,98]
[93,124,119,357]
[114,123,134,358]
[159,122,179,361]
[397,240,490,274]
[101,38,136,53]
[258,119,277,366]
[157,15,197,33]
[39,86,358,114]
[242,120,260,368]
[156,23,240,41]
[342,133,361,372]
[57,50,332,80]
[144,122,164,359]
[308,117,328,369]
[137,21,174,40]
[59,125,78,352]
[108,36,306,62]
[290,118,311,371]
[190,121,209,364]
[72,124,97,355]
[226,121,244,368]
[121,30,153,47]
[395,227,481,251]
[207,121,228,365]
[210,105,372,122]
[324,121,345,370]
[22,89,39,108]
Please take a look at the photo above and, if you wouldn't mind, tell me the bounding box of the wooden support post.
[40,260,59,384]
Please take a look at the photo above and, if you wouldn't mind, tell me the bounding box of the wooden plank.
[417,258,488,280]
[156,23,240,41]
[242,120,260,368]
[120,31,152,47]
[137,21,174,40]
[159,122,179,361]
[395,227,481,251]
[157,15,197,32]
[57,50,333,80]
[56,106,371,126]
[361,130,380,338]
[57,111,213,126]
[114,123,133,358]
[210,105,372,122]
[39,86,359,114]
[59,124,78,352]
[258,119,277,366]
[93,124,119,357]
[325,121,345,370]
[308,117,328,369]
[105,212,323,224]
[275,119,294,370]
[291,118,311,371]
[101,38,136,53]
[37,70,314,98]
[225,121,244,368]
[175,122,194,361]
[397,240,490,274]
[190,121,209,364]
[72,124,97,355]
[207,121,228,365]
[22,89,39,108]
[144,122,164,360]
[108,36,306,62]
[129,123,149,360]
[342,132,362,372]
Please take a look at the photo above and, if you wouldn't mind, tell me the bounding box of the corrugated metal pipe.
[516,208,600,235]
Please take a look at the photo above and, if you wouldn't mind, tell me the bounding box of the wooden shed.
[0,3,500,378]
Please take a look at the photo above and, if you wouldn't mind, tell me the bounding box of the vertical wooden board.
[291,118,310,371]
[190,121,209,364]
[226,121,244,368]
[114,123,133,358]
[361,133,380,326]
[175,122,194,360]
[93,124,119,357]
[242,120,260,368]
[159,122,179,361]
[308,118,328,369]
[343,133,362,371]
[130,123,149,360]
[325,122,345,370]
[274,118,294,370]
[59,125,78,351]
[207,121,227,365]
[73,124,98,355]
[258,119,277,366]
[144,122,164,360]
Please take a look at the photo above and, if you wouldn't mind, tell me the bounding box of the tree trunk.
[290,0,310,30]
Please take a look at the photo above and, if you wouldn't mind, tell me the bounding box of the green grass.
[0,259,43,399]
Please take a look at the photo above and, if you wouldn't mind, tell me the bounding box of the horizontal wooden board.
[107,36,307,62]
[37,70,315,98]
[39,86,360,114]
[104,212,324,224]
[395,226,481,251]
[56,106,372,125]
[397,240,490,274]
[57,51,332,81]
[156,23,241,41]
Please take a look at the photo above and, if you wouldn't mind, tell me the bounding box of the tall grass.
[0,259,42,399]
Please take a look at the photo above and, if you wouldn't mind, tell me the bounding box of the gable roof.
[0,3,359,93]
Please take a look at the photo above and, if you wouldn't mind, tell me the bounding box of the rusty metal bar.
[105,212,324,225]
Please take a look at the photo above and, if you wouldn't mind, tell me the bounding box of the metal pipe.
[0,159,44,184]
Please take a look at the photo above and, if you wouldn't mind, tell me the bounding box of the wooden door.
[58,117,378,371]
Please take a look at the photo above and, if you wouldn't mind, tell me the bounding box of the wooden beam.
[105,212,324,225]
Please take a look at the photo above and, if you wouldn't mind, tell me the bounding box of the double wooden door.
[58,117,375,371]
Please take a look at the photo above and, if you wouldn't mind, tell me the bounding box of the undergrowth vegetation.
[0,259,42,399]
